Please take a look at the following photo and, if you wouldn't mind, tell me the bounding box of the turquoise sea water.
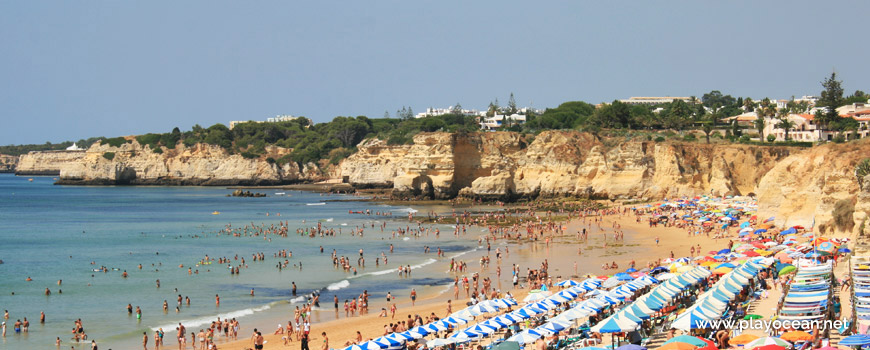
[0,174,476,349]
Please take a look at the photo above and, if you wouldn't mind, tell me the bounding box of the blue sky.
[1,1,868,145]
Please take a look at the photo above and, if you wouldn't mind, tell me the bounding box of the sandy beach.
[211,206,729,350]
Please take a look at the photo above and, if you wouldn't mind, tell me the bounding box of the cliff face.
[56,139,324,185]
[341,131,794,200]
[0,154,18,173]
[16,151,86,175]
[756,140,870,236]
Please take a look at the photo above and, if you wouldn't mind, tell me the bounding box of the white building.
[480,114,527,130]
[618,96,693,105]
[414,107,482,119]
[65,143,84,151]
[764,113,870,142]
[229,115,311,129]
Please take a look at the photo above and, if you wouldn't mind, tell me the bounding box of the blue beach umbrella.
[805,252,822,258]
[840,248,852,253]
[556,280,580,287]
[372,336,404,349]
[780,227,797,235]
[343,341,384,350]
[626,267,637,273]
[754,229,767,234]
[840,335,870,346]
[740,221,751,228]
[717,249,731,254]
[615,345,647,350]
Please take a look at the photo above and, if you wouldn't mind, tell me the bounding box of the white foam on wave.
[351,258,438,279]
[306,203,326,206]
[402,237,410,241]
[449,248,477,259]
[326,218,333,222]
[290,296,306,304]
[327,279,350,291]
[151,304,272,332]
[438,282,454,295]
[394,207,418,214]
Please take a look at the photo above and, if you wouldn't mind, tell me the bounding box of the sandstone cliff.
[0,154,18,173]
[16,150,85,175]
[756,139,870,236]
[55,139,325,185]
[340,131,794,200]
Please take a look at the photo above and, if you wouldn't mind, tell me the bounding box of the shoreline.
[211,206,726,350]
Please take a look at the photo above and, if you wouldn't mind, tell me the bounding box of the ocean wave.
[350,258,438,279]
[449,248,477,259]
[306,203,326,206]
[327,279,350,291]
[393,207,418,214]
[151,304,272,332]
[290,296,307,304]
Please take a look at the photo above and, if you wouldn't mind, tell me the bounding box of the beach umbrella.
[805,252,822,258]
[651,266,669,274]
[664,335,709,347]
[602,277,625,288]
[492,299,517,309]
[423,322,448,332]
[372,336,404,349]
[780,227,797,235]
[753,346,786,350]
[537,320,570,335]
[670,310,713,331]
[741,221,751,228]
[491,341,521,350]
[469,302,499,315]
[426,339,455,348]
[591,316,640,333]
[743,314,763,320]
[344,341,384,350]
[585,289,602,297]
[507,329,544,344]
[614,273,634,281]
[840,248,852,253]
[778,265,796,276]
[780,331,814,342]
[839,335,870,346]
[754,229,767,234]
[440,316,469,326]
[656,273,676,280]
[522,291,551,302]
[818,241,836,253]
[389,332,418,341]
[556,280,579,287]
[626,267,638,273]
[729,334,760,345]
[576,347,609,350]
[615,345,647,350]
[745,337,791,349]
[657,342,698,350]
[764,217,775,223]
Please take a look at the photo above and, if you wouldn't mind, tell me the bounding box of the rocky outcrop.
[55,139,325,185]
[341,131,794,200]
[16,150,85,175]
[0,154,17,173]
[230,190,267,197]
[756,139,870,236]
